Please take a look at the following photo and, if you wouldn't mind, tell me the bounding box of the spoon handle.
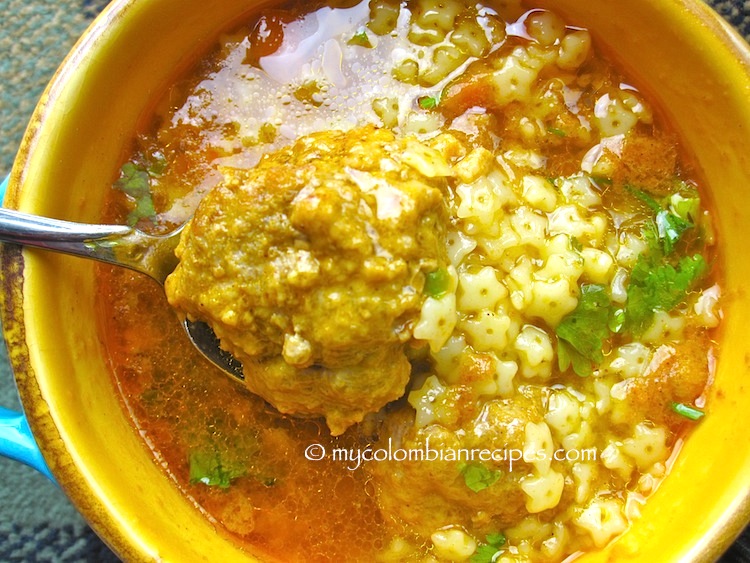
[0,207,131,244]
[0,208,181,284]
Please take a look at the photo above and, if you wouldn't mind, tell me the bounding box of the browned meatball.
[165,125,451,434]
[367,387,572,537]
[614,329,713,433]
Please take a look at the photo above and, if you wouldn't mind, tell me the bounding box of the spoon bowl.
[0,207,244,379]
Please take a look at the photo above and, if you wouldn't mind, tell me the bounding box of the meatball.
[367,387,572,538]
[613,329,713,433]
[611,128,679,195]
[165,126,451,434]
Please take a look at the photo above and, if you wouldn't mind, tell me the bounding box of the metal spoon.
[0,207,244,380]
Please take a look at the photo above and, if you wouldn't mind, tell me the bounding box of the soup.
[96,0,722,560]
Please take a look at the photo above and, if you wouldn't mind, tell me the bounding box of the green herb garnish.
[654,209,692,254]
[627,186,695,255]
[114,162,157,226]
[624,254,707,335]
[472,545,501,563]
[471,533,507,563]
[459,462,501,493]
[557,340,592,377]
[671,402,705,421]
[418,94,439,110]
[424,268,451,298]
[589,175,613,187]
[627,185,661,213]
[669,192,700,223]
[348,29,373,48]
[547,126,566,137]
[556,284,611,377]
[485,533,506,547]
[618,184,708,334]
[609,307,626,334]
[189,449,246,489]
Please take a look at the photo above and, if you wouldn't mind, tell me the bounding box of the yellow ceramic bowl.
[2,0,750,561]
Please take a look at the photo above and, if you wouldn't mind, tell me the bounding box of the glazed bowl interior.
[3,0,750,561]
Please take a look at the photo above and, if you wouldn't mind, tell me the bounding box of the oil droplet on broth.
[259,2,370,84]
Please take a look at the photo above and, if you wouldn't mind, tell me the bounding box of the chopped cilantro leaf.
[189,449,246,489]
[471,533,506,563]
[471,544,502,563]
[642,220,661,253]
[418,94,439,110]
[609,307,626,334]
[129,196,156,227]
[655,209,692,254]
[348,29,373,48]
[626,185,662,213]
[671,402,705,421]
[558,338,594,377]
[669,193,700,223]
[555,284,611,376]
[485,533,506,547]
[626,185,698,255]
[114,161,157,226]
[459,462,500,493]
[624,254,707,335]
[425,268,451,298]
[589,175,613,187]
[547,126,566,137]
[115,162,149,198]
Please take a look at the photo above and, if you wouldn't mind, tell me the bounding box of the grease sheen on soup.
[97,0,722,561]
